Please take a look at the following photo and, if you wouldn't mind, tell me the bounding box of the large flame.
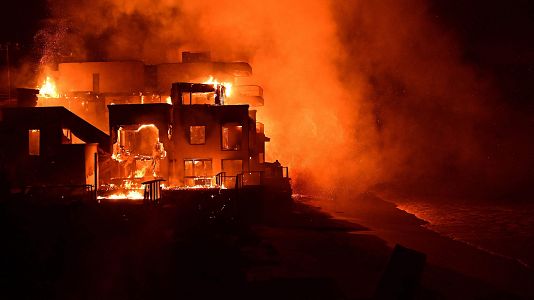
[38,76,59,98]
[203,76,232,97]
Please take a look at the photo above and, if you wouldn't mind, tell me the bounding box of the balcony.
[229,85,264,107]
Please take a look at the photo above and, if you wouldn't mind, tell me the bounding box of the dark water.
[394,199,534,269]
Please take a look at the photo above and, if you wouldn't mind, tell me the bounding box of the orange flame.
[38,76,59,98]
[203,76,232,97]
[97,190,144,200]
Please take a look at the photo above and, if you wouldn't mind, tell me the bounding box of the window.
[221,123,242,150]
[222,159,243,176]
[112,124,166,178]
[117,124,159,156]
[28,129,40,156]
[63,128,84,144]
[62,128,72,144]
[184,159,213,186]
[181,92,215,105]
[189,126,206,144]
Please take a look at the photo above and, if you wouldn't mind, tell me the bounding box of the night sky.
[429,1,534,111]
[0,0,47,44]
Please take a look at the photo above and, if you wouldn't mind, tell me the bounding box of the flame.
[97,190,144,200]
[165,96,172,104]
[137,124,158,131]
[133,165,149,178]
[123,180,141,190]
[38,76,59,98]
[203,76,232,97]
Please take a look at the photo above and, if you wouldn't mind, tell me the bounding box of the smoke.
[39,0,534,200]
[333,1,534,200]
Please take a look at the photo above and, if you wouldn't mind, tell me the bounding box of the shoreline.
[302,192,534,298]
[394,203,533,270]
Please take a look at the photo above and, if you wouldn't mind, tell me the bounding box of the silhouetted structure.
[374,244,426,300]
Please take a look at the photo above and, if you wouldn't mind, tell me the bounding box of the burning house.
[0,52,290,201]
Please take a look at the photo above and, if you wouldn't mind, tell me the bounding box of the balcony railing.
[216,171,264,189]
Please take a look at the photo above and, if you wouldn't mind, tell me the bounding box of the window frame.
[221,159,243,176]
[28,129,40,156]
[183,158,213,186]
[221,122,243,151]
[188,125,206,145]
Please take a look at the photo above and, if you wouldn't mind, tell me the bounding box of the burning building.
[0,52,289,200]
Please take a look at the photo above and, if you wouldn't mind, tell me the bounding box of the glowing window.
[189,126,206,145]
[28,129,40,156]
[222,159,243,176]
[117,124,159,156]
[62,128,72,144]
[181,92,214,105]
[184,159,213,186]
[184,159,212,177]
[221,123,242,151]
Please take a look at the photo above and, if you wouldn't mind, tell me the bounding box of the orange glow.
[203,76,232,97]
[133,165,150,178]
[137,124,158,132]
[38,76,59,98]
[97,190,144,200]
[112,124,165,164]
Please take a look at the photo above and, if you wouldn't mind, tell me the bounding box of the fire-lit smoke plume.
[333,1,534,199]
[38,0,534,199]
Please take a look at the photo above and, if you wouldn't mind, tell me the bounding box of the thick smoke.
[333,1,534,200]
[40,0,534,200]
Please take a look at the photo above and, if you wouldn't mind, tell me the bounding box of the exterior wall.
[107,103,266,187]
[58,61,145,94]
[156,62,249,96]
[0,107,98,187]
[170,104,252,186]
[83,144,98,186]
[156,63,215,96]
[57,61,251,96]
[0,103,272,189]
[38,96,109,133]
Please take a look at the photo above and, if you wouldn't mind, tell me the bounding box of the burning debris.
[111,124,167,179]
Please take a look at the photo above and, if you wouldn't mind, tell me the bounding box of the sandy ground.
[1,192,532,299]
[303,192,534,299]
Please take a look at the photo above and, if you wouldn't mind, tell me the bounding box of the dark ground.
[0,191,532,299]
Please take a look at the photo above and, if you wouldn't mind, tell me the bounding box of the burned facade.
[0,52,289,199]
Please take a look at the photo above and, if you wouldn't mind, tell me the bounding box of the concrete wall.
[58,61,145,94]
[170,105,253,186]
